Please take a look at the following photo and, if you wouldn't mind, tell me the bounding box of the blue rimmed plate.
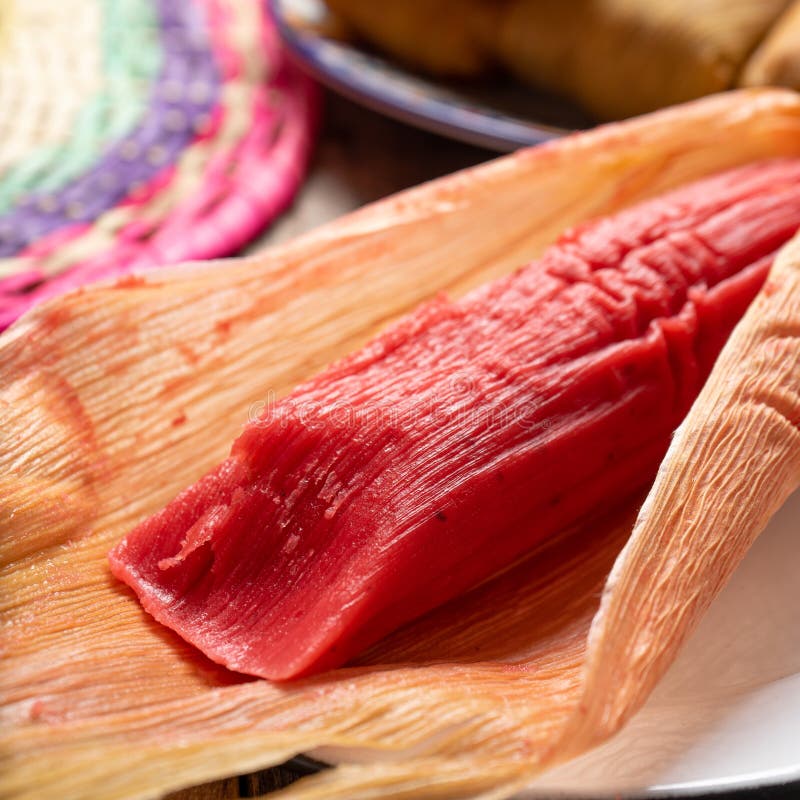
[268,0,591,152]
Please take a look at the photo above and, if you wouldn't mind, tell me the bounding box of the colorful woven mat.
[0,0,319,330]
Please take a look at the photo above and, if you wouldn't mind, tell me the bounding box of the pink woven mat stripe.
[0,0,319,331]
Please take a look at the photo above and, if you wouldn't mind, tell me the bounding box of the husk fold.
[1,90,800,800]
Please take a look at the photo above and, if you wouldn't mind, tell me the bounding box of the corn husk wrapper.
[324,0,497,77]
[325,0,792,120]
[741,0,800,91]
[495,0,790,119]
[2,90,800,800]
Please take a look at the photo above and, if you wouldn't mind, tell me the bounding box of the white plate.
[523,488,800,797]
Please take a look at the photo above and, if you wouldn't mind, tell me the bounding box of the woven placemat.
[0,0,319,330]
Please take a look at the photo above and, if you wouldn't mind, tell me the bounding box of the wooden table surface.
[253,91,493,250]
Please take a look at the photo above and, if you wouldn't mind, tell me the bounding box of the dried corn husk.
[741,0,800,91]
[495,0,790,119]
[324,0,499,77]
[1,90,800,800]
[324,0,792,120]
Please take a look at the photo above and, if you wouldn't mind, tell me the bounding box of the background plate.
[268,0,591,151]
